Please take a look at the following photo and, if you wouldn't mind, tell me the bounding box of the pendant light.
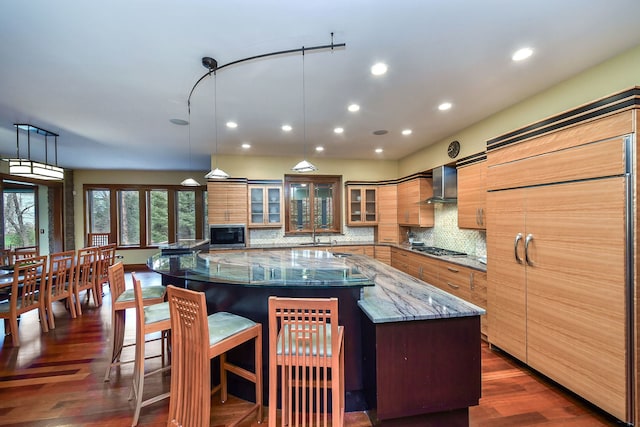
[291,48,317,173]
[180,106,200,186]
[8,124,64,181]
[204,70,229,180]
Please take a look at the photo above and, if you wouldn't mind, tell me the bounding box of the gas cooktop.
[412,246,467,257]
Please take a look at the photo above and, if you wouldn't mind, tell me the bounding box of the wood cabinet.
[331,245,374,257]
[457,155,486,229]
[207,181,248,225]
[248,184,282,228]
[346,186,377,225]
[374,245,391,265]
[397,177,434,227]
[376,184,399,244]
[486,108,633,422]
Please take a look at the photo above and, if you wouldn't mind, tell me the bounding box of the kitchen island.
[149,248,484,426]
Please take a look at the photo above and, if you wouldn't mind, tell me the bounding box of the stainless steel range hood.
[426,165,457,203]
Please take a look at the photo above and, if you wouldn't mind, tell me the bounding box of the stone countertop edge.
[346,254,486,324]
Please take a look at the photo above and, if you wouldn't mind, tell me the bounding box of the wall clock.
[447,140,461,158]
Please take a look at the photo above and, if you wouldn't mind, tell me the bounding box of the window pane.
[88,189,110,233]
[177,190,196,240]
[314,183,334,229]
[4,190,36,248]
[149,190,169,245]
[289,183,310,230]
[118,190,140,246]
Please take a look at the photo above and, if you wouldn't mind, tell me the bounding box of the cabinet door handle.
[479,208,484,226]
[476,208,480,226]
[470,272,475,290]
[418,266,423,280]
[447,282,459,290]
[525,233,534,266]
[447,266,459,273]
[514,233,523,264]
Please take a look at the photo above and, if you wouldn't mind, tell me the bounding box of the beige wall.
[399,44,640,175]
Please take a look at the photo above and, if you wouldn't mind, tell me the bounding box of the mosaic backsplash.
[249,203,486,257]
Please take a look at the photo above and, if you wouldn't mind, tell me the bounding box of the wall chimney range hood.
[426,165,457,204]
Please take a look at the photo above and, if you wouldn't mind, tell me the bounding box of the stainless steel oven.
[209,224,246,248]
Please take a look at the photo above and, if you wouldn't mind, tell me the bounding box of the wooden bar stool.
[166,285,263,427]
[129,272,171,426]
[103,262,167,382]
[268,296,344,427]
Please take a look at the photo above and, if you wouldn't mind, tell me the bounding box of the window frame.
[84,184,206,249]
[283,174,342,235]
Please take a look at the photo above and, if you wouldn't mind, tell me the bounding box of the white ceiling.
[1,0,640,172]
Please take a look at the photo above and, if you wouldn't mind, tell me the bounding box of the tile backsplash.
[249,203,486,257]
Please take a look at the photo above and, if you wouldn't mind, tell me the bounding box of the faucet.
[312,225,317,244]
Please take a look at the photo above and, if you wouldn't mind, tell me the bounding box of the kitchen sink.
[297,242,332,247]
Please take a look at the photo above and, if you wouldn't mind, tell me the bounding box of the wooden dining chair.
[0,255,48,346]
[45,250,77,330]
[97,243,117,294]
[0,248,14,266]
[88,232,111,247]
[103,262,167,382]
[13,246,38,261]
[166,285,263,427]
[74,246,101,314]
[130,272,171,427]
[268,296,344,427]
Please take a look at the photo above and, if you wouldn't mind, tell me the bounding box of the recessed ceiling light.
[169,118,189,125]
[282,124,292,132]
[316,146,324,152]
[348,103,360,112]
[512,47,533,62]
[226,121,238,128]
[373,129,388,135]
[402,129,412,136]
[438,102,452,111]
[334,127,344,134]
[371,62,388,76]
[241,143,251,149]
[375,148,383,153]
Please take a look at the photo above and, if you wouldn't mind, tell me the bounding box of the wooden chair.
[45,250,77,330]
[0,248,14,266]
[88,232,111,247]
[103,262,167,382]
[166,285,263,427]
[268,296,344,427]
[13,245,38,261]
[74,246,101,314]
[0,255,48,346]
[130,272,171,426]
[97,243,117,293]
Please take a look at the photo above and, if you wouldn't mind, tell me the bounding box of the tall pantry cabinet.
[486,89,640,424]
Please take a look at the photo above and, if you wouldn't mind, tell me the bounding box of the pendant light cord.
[213,70,219,169]
[302,47,307,159]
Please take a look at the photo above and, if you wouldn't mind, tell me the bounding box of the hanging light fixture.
[291,48,317,173]
[6,124,64,181]
[204,69,230,180]
[180,106,200,186]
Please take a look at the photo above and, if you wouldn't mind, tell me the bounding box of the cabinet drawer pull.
[514,233,523,264]
[525,233,534,266]
[447,266,459,273]
[447,282,459,290]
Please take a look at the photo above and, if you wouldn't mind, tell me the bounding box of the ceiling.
[1,0,640,172]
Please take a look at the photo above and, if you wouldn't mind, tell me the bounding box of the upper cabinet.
[248,183,282,228]
[457,153,487,230]
[346,185,377,226]
[397,176,434,227]
[207,181,248,225]
[376,184,400,244]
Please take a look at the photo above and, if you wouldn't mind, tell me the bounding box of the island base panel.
[368,408,469,427]
[362,313,481,424]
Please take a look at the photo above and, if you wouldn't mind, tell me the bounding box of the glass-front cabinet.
[248,184,282,228]
[347,186,377,225]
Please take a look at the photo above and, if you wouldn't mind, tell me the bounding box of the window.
[3,185,38,248]
[85,184,206,249]
[284,175,341,234]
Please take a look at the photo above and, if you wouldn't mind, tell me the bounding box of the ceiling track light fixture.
[291,47,317,173]
[6,124,64,181]
[180,107,200,186]
[184,33,345,180]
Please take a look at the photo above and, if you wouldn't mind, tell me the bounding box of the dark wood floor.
[0,270,625,426]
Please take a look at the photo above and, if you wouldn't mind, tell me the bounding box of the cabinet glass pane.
[314,183,334,229]
[365,189,376,221]
[290,184,310,230]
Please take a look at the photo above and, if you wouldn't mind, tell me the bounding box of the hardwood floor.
[0,270,624,426]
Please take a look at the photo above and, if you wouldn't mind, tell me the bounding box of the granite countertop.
[346,254,486,324]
